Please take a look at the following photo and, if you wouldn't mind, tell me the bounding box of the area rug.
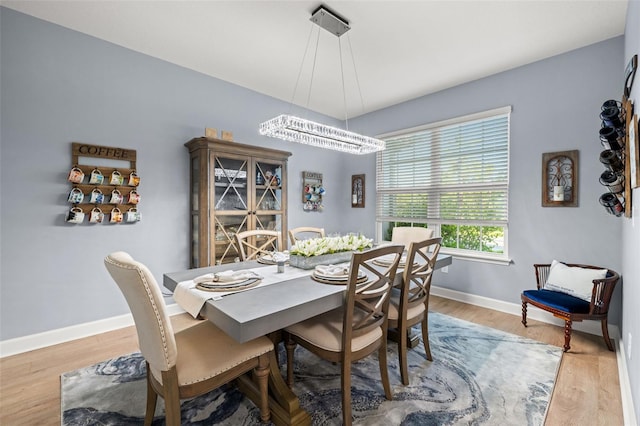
[61,312,562,425]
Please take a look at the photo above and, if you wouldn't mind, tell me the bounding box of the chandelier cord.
[346,33,366,118]
[288,23,315,116]
[305,15,323,113]
[339,36,348,131]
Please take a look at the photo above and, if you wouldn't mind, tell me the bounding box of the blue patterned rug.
[61,312,562,425]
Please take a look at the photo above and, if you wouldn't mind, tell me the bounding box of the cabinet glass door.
[212,155,249,264]
[254,160,283,234]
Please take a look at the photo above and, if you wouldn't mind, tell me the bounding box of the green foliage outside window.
[441,224,504,253]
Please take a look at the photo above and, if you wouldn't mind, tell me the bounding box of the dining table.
[163,253,452,426]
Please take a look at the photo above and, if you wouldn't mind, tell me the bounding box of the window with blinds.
[376,106,511,260]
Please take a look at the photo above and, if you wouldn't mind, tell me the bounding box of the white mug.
[89,169,104,185]
[89,207,104,223]
[89,188,104,204]
[67,187,85,204]
[125,208,141,223]
[110,170,123,185]
[66,207,85,224]
[110,189,123,204]
[110,207,123,223]
[68,167,85,184]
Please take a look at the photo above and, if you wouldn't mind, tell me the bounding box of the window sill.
[439,249,512,266]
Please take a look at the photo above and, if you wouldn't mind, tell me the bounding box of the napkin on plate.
[194,270,260,284]
[315,264,349,277]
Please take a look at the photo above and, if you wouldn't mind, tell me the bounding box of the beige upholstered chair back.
[104,251,177,372]
[391,226,434,248]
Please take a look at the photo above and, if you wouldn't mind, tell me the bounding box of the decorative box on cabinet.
[185,137,291,267]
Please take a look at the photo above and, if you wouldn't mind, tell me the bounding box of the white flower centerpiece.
[289,234,374,269]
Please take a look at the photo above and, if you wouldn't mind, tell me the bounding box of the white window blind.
[376,107,510,226]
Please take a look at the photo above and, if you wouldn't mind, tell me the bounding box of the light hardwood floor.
[0,296,622,425]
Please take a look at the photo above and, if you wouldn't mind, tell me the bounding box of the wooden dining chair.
[391,226,434,248]
[235,229,283,261]
[288,226,325,246]
[387,237,441,385]
[521,261,620,352]
[104,251,274,425]
[283,245,404,426]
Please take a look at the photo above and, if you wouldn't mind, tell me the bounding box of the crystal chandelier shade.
[258,5,385,155]
[259,114,385,155]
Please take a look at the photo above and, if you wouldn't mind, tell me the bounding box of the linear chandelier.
[259,5,385,155]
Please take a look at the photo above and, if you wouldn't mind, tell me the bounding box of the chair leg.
[255,353,271,423]
[144,372,158,426]
[341,361,352,426]
[521,301,528,327]
[421,315,433,362]
[398,325,409,386]
[563,320,573,352]
[285,334,296,387]
[601,318,615,351]
[378,341,392,400]
[161,370,181,426]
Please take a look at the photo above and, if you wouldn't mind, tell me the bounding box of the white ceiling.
[2,0,629,119]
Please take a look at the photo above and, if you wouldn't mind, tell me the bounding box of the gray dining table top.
[163,254,452,343]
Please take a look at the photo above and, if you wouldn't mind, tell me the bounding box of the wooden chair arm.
[589,272,619,315]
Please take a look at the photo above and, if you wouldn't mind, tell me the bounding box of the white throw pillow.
[544,260,608,302]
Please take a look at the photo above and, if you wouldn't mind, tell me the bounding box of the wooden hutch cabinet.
[185,137,291,267]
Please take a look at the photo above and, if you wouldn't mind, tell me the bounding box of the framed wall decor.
[624,54,637,99]
[542,150,579,207]
[351,174,365,208]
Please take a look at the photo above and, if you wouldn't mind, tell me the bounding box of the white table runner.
[174,264,314,318]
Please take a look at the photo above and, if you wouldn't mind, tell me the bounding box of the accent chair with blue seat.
[521,261,620,352]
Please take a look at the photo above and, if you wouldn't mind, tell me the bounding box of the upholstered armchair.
[521,261,620,352]
[391,226,434,248]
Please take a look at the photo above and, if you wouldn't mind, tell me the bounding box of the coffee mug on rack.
[89,169,104,185]
[89,207,104,223]
[110,189,123,204]
[128,171,140,187]
[67,187,85,204]
[127,189,140,204]
[65,207,85,224]
[125,207,141,223]
[110,207,123,223]
[110,170,124,185]
[89,188,104,204]
[67,167,85,184]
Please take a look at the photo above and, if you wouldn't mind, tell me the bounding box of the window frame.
[375,106,512,264]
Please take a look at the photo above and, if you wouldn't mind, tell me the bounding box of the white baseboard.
[0,304,186,358]
[617,336,639,426]
[430,285,616,337]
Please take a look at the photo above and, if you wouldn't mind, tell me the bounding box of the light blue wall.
[354,36,625,313]
[622,0,639,422]
[0,7,370,340]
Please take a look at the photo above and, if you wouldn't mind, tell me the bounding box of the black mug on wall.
[600,107,624,129]
[599,193,623,217]
[599,150,624,175]
[599,126,623,151]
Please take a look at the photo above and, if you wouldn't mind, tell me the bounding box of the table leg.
[237,346,311,426]
[387,328,420,349]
